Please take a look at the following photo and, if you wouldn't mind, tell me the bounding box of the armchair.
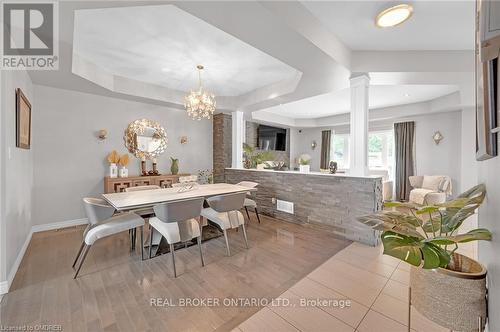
[408,175,452,205]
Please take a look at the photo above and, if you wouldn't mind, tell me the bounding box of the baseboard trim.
[0,218,88,295]
[31,218,87,233]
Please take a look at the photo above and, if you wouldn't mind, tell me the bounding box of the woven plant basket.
[410,253,487,332]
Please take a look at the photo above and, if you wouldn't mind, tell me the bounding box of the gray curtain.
[394,122,415,201]
[320,130,331,169]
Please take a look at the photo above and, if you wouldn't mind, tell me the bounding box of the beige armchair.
[408,175,452,205]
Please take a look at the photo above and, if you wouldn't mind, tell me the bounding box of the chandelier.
[184,65,216,120]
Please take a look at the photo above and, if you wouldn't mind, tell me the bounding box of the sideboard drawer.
[104,174,190,193]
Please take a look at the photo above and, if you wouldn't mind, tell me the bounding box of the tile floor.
[232,242,449,332]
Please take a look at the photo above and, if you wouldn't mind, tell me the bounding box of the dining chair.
[200,192,249,256]
[124,185,161,247]
[237,181,261,224]
[148,197,205,277]
[73,198,144,279]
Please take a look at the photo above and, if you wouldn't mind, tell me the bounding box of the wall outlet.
[276,199,294,214]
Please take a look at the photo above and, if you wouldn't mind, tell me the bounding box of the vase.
[109,163,118,178]
[119,167,128,178]
[299,164,310,173]
[410,253,487,331]
[170,157,179,175]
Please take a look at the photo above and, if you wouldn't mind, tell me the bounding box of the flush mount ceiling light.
[375,4,413,28]
[184,65,216,120]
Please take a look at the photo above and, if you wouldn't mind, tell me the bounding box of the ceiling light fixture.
[375,4,413,28]
[184,65,216,120]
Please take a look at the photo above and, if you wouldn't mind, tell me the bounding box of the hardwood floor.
[0,215,350,332]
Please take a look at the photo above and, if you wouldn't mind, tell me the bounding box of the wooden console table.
[104,174,190,193]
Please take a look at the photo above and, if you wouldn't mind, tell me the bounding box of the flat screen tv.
[257,125,286,151]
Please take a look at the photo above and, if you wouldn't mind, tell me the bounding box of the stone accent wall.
[245,121,290,166]
[213,113,232,183]
[225,169,383,246]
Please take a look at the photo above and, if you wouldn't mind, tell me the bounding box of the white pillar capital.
[350,73,370,87]
[231,111,245,168]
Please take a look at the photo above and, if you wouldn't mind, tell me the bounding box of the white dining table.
[102,183,255,211]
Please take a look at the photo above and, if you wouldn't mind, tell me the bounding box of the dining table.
[102,182,255,211]
[101,183,256,257]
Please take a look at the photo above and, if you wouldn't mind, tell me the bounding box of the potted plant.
[357,184,491,331]
[107,150,120,178]
[118,153,129,178]
[243,143,274,169]
[298,154,311,173]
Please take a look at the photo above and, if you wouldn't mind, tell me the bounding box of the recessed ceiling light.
[375,4,413,28]
[404,93,410,97]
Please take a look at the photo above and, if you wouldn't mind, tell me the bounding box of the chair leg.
[72,241,85,269]
[139,226,144,261]
[244,206,251,223]
[149,225,153,259]
[197,236,205,267]
[241,224,249,249]
[223,229,231,256]
[170,243,177,278]
[74,244,91,279]
[255,208,261,224]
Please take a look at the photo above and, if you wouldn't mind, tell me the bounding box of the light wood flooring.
[0,215,350,331]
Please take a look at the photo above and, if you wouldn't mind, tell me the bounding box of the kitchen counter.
[225,168,383,246]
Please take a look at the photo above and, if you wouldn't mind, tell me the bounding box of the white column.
[349,74,370,176]
[231,111,245,168]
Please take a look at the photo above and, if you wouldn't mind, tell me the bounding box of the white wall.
[0,70,34,291]
[32,85,213,226]
[477,140,500,332]
[289,127,323,171]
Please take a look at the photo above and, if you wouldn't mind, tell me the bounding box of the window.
[330,134,350,169]
[368,130,394,177]
[330,130,394,176]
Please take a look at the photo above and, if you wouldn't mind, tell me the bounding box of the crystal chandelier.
[184,65,216,120]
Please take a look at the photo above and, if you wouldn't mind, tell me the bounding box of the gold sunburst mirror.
[124,119,168,159]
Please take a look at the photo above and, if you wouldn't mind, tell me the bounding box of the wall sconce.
[180,136,188,145]
[311,140,317,150]
[433,131,444,145]
[97,129,108,141]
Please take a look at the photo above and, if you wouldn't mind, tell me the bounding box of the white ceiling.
[302,1,475,51]
[73,5,299,97]
[262,85,459,119]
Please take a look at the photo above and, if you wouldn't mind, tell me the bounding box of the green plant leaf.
[382,231,451,269]
[357,211,424,238]
[420,242,450,268]
[381,231,423,267]
[416,206,440,215]
[421,219,441,233]
[424,228,492,245]
[441,184,486,233]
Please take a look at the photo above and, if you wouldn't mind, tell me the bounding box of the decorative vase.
[299,164,310,173]
[170,157,179,175]
[410,253,487,331]
[109,163,118,178]
[119,167,128,178]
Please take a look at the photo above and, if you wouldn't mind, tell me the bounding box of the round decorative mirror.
[124,119,168,159]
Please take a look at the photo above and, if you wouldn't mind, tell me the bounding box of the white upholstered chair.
[200,192,249,256]
[148,197,205,277]
[237,181,261,224]
[124,185,161,246]
[408,175,452,205]
[73,198,144,278]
